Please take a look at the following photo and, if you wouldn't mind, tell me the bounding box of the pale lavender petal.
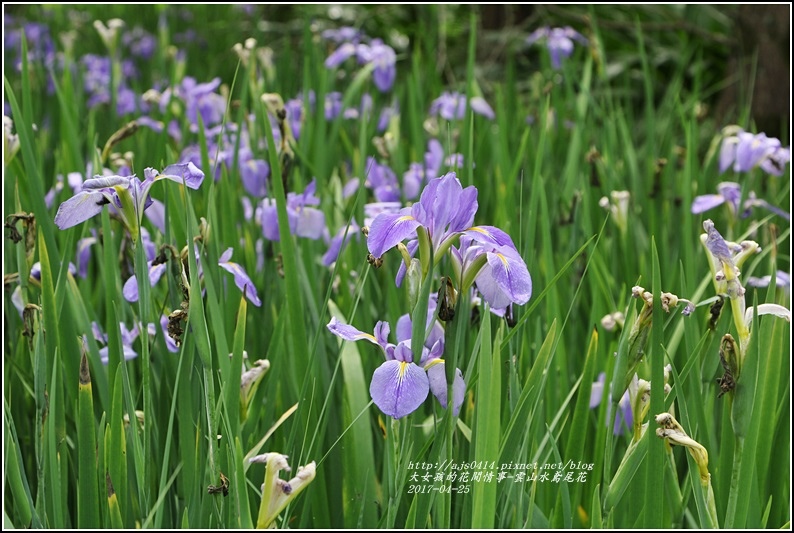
[395,314,412,344]
[717,182,742,212]
[327,317,379,345]
[424,139,444,177]
[469,96,495,119]
[156,162,205,189]
[703,219,733,264]
[99,344,138,365]
[486,248,532,304]
[589,372,606,408]
[374,321,390,348]
[394,238,419,287]
[759,146,790,176]
[219,247,233,263]
[325,42,357,68]
[615,391,633,435]
[342,178,360,199]
[370,360,429,419]
[465,226,516,248]
[474,246,532,308]
[367,208,421,258]
[240,158,270,197]
[145,198,166,234]
[426,362,465,416]
[373,63,395,93]
[392,342,413,363]
[76,236,97,278]
[526,27,549,45]
[11,286,23,317]
[295,207,326,240]
[149,262,167,286]
[691,194,726,214]
[747,271,791,289]
[123,274,140,302]
[719,136,738,173]
[218,247,261,306]
[81,175,131,190]
[322,221,360,266]
[54,190,110,229]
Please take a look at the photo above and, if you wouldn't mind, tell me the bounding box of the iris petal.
[370,360,429,419]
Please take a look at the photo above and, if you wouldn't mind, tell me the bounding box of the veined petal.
[327,317,379,345]
[370,360,429,419]
[425,361,465,416]
[465,226,516,248]
[367,208,421,258]
[81,175,131,190]
[218,247,261,307]
[54,190,111,229]
[691,194,726,214]
[156,162,205,189]
[477,247,532,307]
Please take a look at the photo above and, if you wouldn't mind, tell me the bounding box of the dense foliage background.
[3,4,790,530]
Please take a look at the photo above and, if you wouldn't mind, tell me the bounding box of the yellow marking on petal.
[496,252,509,267]
[424,358,444,370]
[397,361,409,383]
[397,215,415,222]
[469,226,491,236]
[359,333,378,343]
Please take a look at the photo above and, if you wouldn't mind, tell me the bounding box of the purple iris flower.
[719,128,791,176]
[54,162,204,244]
[364,157,400,202]
[122,26,157,59]
[160,77,227,128]
[322,26,364,45]
[260,179,326,241]
[692,181,790,221]
[589,372,632,435]
[367,172,477,259]
[402,139,446,200]
[377,102,399,132]
[122,228,167,302]
[92,320,156,364]
[450,226,533,309]
[323,220,361,267]
[284,97,304,140]
[219,247,262,306]
[526,26,588,70]
[429,92,495,121]
[357,39,397,92]
[239,147,270,198]
[325,92,344,120]
[325,38,397,93]
[747,271,790,291]
[327,310,465,419]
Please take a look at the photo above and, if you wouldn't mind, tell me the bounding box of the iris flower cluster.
[366,172,532,311]
[328,171,531,420]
